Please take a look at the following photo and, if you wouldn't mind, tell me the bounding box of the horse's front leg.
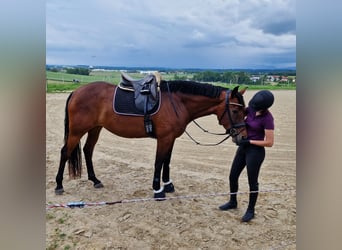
[152,138,175,199]
[152,158,165,199]
[162,142,175,193]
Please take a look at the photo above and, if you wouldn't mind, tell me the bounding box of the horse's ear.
[239,86,248,95]
[231,86,239,97]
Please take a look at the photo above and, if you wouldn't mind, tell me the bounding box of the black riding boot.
[241,192,258,222]
[219,193,237,210]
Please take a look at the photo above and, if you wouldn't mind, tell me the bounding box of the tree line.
[193,71,251,84]
[46,67,90,76]
[190,71,295,85]
[65,68,90,75]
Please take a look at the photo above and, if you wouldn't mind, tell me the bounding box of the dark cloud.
[258,19,296,35]
[46,0,296,69]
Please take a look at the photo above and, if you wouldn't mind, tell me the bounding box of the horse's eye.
[232,109,239,114]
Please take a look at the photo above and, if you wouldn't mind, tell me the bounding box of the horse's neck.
[182,95,220,120]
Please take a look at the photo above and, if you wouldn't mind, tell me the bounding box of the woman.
[219,90,275,222]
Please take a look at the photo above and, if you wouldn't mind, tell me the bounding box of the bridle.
[218,90,246,137]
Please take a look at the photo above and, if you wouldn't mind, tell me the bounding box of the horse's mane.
[160,80,225,98]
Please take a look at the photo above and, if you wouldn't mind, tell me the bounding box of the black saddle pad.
[113,87,161,116]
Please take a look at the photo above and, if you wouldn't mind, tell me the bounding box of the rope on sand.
[46,188,296,210]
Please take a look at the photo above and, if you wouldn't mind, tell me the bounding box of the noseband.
[219,90,246,136]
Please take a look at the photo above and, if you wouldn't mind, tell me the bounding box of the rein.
[184,130,232,146]
[192,120,226,135]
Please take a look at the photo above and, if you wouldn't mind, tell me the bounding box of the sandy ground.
[46,89,296,250]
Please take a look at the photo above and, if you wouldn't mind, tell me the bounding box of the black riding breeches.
[229,145,265,195]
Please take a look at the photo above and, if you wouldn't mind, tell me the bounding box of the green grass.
[213,82,296,90]
[46,70,296,93]
[46,70,121,93]
[46,70,121,84]
[46,83,86,93]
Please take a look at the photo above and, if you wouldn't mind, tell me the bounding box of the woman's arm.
[250,129,274,147]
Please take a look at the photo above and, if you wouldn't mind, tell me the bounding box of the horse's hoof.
[94,182,104,188]
[164,182,175,193]
[55,188,64,195]
[153,187,166,200]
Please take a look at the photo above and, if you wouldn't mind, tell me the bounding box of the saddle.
[117,72,162,137]
[118,72,161,113]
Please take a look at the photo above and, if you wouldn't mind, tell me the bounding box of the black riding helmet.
[249,90,274,111]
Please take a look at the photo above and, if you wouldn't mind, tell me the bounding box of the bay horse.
[55,76,247,198]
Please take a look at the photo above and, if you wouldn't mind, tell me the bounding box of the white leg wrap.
[153,186,164,194]
[163,179,173,185]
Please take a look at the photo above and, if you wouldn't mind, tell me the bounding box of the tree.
[221,71,234,84]
[237,72,251,85]
[66,68,90,76]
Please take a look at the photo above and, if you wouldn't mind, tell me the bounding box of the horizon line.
[46,64,296,71]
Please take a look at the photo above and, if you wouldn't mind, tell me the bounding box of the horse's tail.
[64,92,82,179]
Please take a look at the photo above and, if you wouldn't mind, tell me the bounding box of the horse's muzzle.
[227,128,239,137]
[226,123,246,137]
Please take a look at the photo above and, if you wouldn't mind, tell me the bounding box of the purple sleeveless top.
[245,107,274,140]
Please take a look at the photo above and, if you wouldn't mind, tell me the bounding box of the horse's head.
[217,86,248,142]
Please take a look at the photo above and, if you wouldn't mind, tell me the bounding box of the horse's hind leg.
[83,126,104,188]
[55,145,68,194]
[55,134,82,195]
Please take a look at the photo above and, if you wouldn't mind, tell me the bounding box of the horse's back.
[70,81,115,103]
[68,81,151,137]
[68,82,116,125]
[73,81,115,98]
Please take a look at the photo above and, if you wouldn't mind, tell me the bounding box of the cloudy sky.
[46,0,296,69]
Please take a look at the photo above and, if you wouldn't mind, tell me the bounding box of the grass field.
[46,70,296,93]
